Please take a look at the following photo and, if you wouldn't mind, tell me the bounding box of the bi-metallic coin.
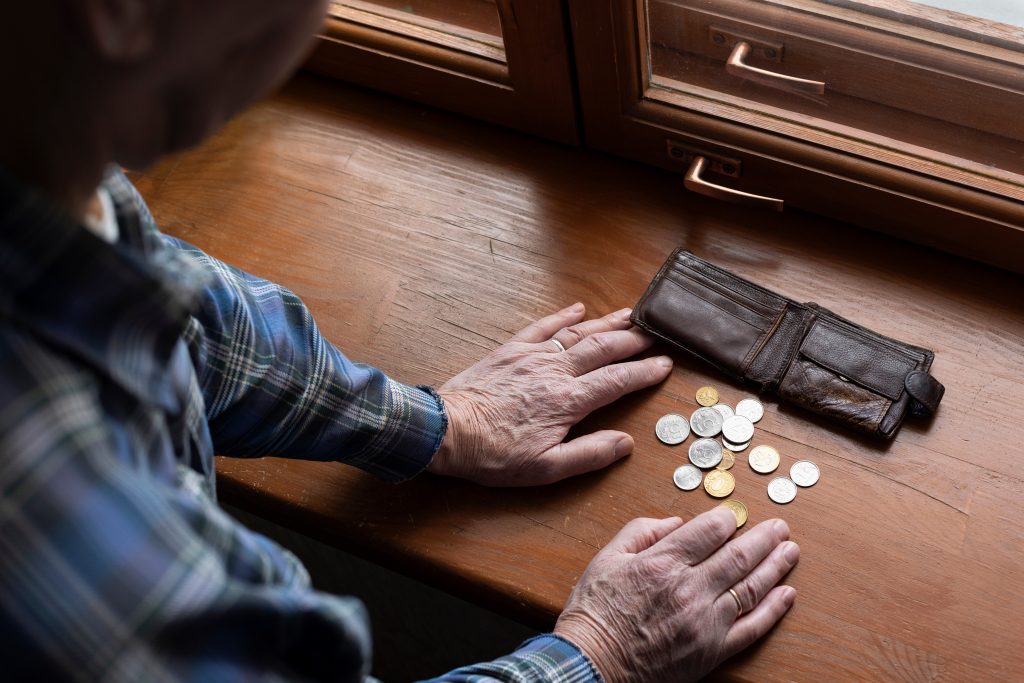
[673,464,703,491]
[722,415,754,444]
[704,469,736,498]
[748,445,781,474]
[688,438,723,469]
[696,386,720,407]
[719,499,748,528]
[767,477,798,504]
[656,413,690,445]
[736,398,765,423]
[690,407,724,438]
[790,460,820,487]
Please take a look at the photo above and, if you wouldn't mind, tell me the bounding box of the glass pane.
[911,0,1024,27]
[644,0,1024,200]
[352,0,502,38]
[332,0,504,61]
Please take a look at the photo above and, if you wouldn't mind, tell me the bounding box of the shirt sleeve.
[420,635,603,682]
[0,338,372,683]
[165,235,447,482]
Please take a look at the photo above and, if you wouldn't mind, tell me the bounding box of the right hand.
[554,508,799,682]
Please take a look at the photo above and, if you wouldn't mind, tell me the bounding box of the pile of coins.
[657,386,820,527]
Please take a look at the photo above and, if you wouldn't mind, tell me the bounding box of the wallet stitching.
[771,307,816,393]
[673,260,784,318]
[676,262,783,314]
[660,271,774,329]
[811,314,925,366]
[741,308,786,376]
[658,276,772,331]
[676,254,787,311]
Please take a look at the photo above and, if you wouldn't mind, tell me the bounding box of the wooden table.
[135,73,1024,682]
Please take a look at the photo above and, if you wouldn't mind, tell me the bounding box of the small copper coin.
[716,450,736,471]
[719,499,749,528]
[704,469,736,498]
[696,386,720,407]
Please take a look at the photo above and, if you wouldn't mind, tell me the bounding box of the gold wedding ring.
[728,588,743,618]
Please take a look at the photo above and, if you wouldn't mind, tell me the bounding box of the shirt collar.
[0,165,210,413]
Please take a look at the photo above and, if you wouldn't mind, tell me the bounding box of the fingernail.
[784,586,797,604]
[568,302,584,313]
[617,307,632,319]
[656,356,673,369]
[783,541,800,564]
[773,519,789,536]
[614,436,633,457]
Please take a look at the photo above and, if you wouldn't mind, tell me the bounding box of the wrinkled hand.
[554,508,799,682]
[427,303,672,486]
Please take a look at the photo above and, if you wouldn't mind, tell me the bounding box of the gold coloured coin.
[748,445,781,474]
[704,469,736,498]
[719,499,748,528]
[696,386,719,407]
[716,450,735,471]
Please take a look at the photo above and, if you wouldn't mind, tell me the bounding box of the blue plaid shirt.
[0,167,600,682]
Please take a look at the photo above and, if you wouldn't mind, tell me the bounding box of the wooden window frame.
[307,2,579,144]
[568,0,1024,273]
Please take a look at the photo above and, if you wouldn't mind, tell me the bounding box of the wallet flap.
[800,321,915,401]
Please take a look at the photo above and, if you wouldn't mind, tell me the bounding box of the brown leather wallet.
[631,249,944,439]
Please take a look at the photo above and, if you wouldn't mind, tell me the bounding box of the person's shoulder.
[0,326,107,447]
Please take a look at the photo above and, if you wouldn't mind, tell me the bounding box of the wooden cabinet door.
[571,0,1024,272]
[312,1,579,144]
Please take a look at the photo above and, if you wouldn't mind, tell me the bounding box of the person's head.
[1,0,328,210]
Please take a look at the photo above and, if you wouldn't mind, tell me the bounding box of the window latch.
[684,155,784,212]
[726,41,826,96]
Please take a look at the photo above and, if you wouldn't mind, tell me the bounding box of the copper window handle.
[726,41,826,95]
[684,156,784,211]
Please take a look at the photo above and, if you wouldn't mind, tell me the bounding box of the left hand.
[427,303,673,486]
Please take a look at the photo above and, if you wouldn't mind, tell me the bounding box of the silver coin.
[735,398,764,423]
[790,460,820,487]
[689,407,724,438]
[767,477,798,504]
[673,464,703,491]
[712,403,735,420]
[688,438,723,469]
[655,413,690,445]
[722,437,751,452]
[721,415,754,444]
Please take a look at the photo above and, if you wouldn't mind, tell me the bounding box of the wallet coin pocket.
[778,319,919,431]
[799,320,919,398]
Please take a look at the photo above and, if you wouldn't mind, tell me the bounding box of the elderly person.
[0,1,799,681]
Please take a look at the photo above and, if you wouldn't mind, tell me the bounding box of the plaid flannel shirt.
[0,167,600,682]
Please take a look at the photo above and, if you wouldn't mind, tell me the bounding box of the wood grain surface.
[134,73,1024,682]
